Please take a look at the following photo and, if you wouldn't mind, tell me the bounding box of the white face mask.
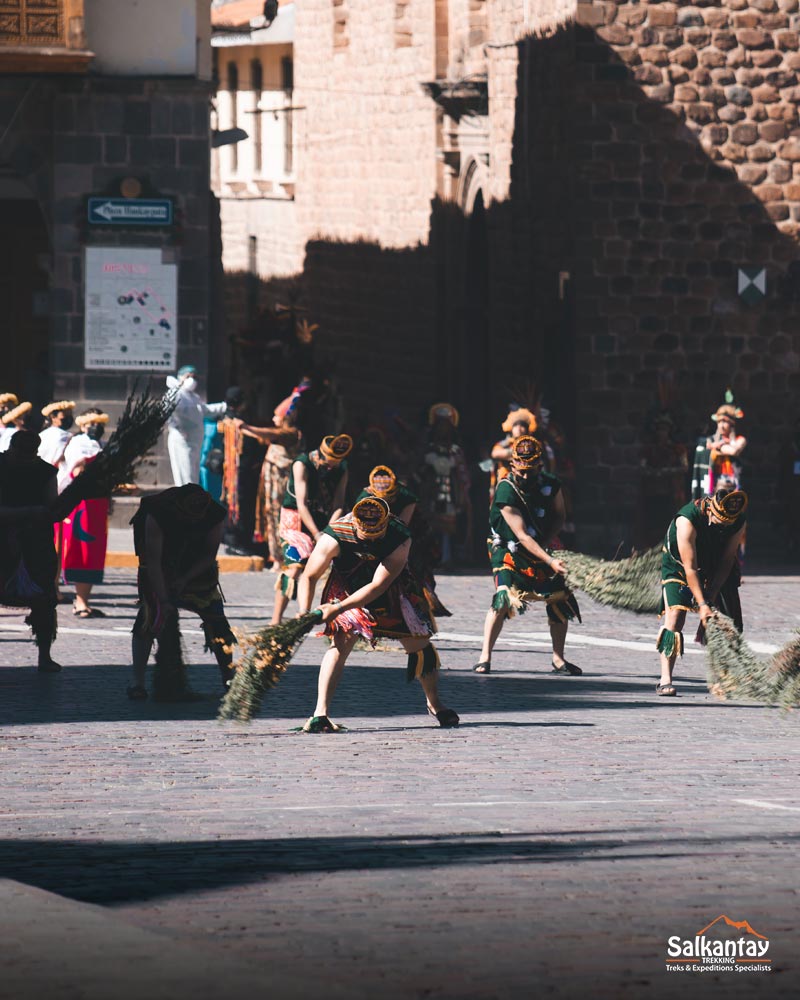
[182,377,198,392]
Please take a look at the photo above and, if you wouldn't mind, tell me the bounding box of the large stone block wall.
[569,0,800,541]
[295,0,438,248]
[219,196,302,277]
[0,76,212,485]
[48,77,213,408]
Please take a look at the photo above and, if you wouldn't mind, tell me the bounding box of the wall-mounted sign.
[84,247,177,371]
[737,267,766,305]
[87,197,173,226]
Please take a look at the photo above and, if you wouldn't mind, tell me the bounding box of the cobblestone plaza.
[1,566,798,998]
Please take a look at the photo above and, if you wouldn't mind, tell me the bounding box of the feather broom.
[50,388,177,522]
[706,614,800,709]
[560,545,662,615]
[218,610,323,723]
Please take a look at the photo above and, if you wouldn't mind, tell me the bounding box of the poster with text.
[84,247,178,370]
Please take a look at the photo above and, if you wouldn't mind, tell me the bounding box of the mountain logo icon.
[696,915,767,940]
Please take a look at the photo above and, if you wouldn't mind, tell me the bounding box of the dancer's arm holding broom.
[675,519,714,626]
[500,497,567,576]
[298,534,410,623]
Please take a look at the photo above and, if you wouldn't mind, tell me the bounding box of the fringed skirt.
[321,566,436,644]
[279,507,315,568]
[490,543,581,625]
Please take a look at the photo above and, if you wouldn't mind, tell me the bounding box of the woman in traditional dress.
[38,401,76,604]
[273,433,352,623]
[61,408,110,618]
[0,400,33,452]
[239,386,307,568]
[706,401,746,492]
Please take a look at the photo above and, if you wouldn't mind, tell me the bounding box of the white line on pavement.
[734,799,800,813]
[1,626,780,655]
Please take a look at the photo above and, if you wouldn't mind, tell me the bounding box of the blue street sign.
[87,197,173,226]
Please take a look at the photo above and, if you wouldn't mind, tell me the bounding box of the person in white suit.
[166,366,227,486]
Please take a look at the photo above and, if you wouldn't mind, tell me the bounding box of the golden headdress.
[319,433,353,463]
[510,435,544,470]
[1,401,32,426]
[708,489,748,524]
[367,465,398,500]
[352,496,391,538]
[428,402,459,427]
[501,408,537,434]
[0,393,19,409]
[75,411,110,429]
[711,403,744,423]
[41,400,76,418]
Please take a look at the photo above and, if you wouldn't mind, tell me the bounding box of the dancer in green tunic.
[655,486,747,696]
[296,496,459,733]
[356,464,451,617]
[473,435,581,675]
[273,433,352,623]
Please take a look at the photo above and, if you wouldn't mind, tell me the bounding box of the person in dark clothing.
[0,430,61,671]
[127,484,236,701]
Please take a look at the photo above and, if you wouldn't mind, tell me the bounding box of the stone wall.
[0,75,213,485]
[295,0,438,248]
[568,0,800,542]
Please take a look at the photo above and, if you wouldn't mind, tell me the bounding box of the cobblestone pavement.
[1,564,799,999]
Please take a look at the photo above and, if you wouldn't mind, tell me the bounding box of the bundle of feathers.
[706,614,800,710]
[560,546,662,615]
[218,611,323,723]
[50,388,176,522]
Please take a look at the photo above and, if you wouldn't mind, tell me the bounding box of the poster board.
[84,247,178,371]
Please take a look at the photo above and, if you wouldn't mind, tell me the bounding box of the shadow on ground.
[2,828,798,906]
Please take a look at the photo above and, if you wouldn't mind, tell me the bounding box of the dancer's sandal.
[552,660,582,676]
[473,661,491,674]
[300,715,347,734]
[427,707,460,728]
[126,684,148,701]
[656,683,677,697]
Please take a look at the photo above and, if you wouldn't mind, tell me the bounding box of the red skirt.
[62,498,109,584]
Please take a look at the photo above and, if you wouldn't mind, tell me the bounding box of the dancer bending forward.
[297,496,459,733]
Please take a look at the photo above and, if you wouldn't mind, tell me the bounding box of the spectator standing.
[166,365,227,486]
[61,408,110,618]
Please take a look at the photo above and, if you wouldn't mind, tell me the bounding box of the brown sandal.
[656,683,677,697]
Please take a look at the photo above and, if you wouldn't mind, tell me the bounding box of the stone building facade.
[1,0,214,483]
[219,0,799,545]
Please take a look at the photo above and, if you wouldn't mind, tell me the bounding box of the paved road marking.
[9,798,796,820]
[1,621,780,655]
[734,798,800,813]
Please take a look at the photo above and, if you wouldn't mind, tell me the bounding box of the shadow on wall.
[217,23,800,549]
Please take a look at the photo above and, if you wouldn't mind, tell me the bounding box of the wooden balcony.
[0,0,93,73]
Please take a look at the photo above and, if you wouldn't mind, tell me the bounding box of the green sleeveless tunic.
[321,514,434,640]
[283,452,347,530]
